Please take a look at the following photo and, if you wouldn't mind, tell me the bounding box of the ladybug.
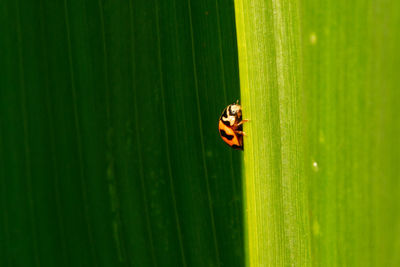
[218,100,248,150]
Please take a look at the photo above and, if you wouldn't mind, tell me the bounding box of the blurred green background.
[302,0,400,265]
[0,0,243,266]
[234,0,400,266]
[1,0,400,266]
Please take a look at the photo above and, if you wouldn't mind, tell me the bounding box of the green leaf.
[302,1,400,266]
[235,0,310,266]
[0,0,244,266]
[235,0,400,266]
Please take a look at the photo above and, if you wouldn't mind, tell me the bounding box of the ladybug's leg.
[235,130,247,136]
[236,119,250,126]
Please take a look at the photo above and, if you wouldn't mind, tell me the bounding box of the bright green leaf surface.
[235,0,310,266]
[302,1,400,266]
[0,0,243,266]
[235,0,400,266]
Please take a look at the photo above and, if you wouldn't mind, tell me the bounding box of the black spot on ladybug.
[222,108,228,118]
[220,108,231,126]
[221,119,231,126]
[220,129,234,140]
[232,144,243,150]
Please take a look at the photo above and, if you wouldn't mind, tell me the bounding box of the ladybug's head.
[228,101,242,119]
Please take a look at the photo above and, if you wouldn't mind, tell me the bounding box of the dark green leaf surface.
[0,0,243,266]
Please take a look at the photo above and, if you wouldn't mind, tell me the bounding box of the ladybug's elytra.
[218,100,248,150]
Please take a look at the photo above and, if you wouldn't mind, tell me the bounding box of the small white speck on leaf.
[310,32,317,45]
[312,161,319,172]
